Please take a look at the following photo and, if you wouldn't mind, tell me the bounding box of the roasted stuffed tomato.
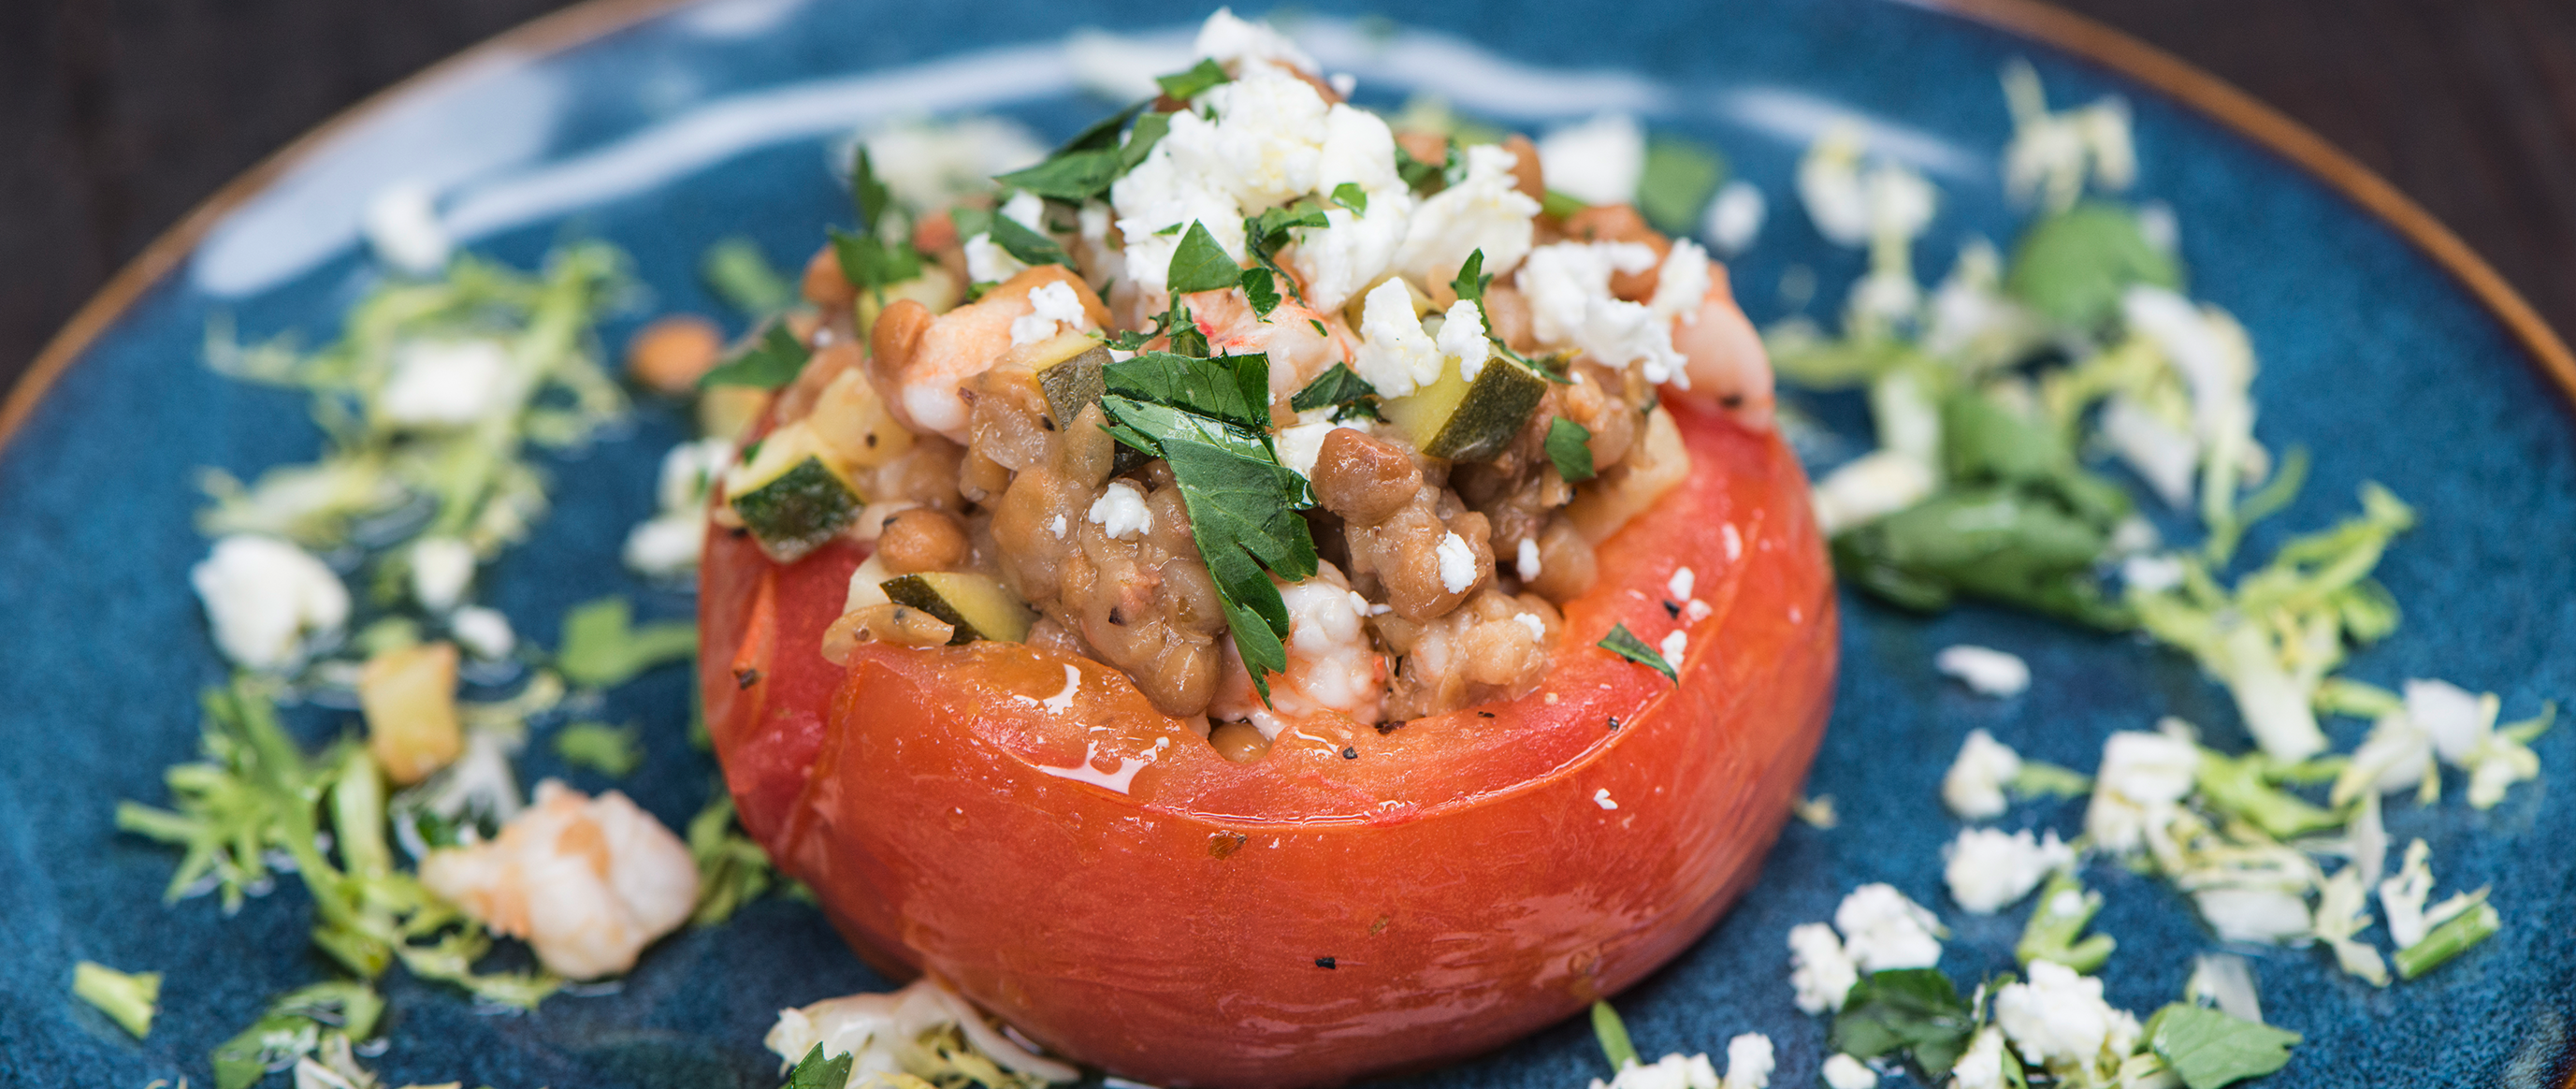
[696,22,1834,1085]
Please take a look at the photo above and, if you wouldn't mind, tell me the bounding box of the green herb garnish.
[1330,182,1368,214]
[1450,248,1492,304]
[2006,201,2181,329]
[1597,623,1676,682]
[211,981,385,1089]
[1396,143,1444,192]
[2015,869,2116,972]
[698,322,810,390]
[700,237,795,317]
[2193,748,2346,840]
[831,146,925,295]
[556,597,697,690]
[1156,57,1231,100]
[554,721,644,777]
[688,791,780,927]
[1636,138,1727,236]
[1546,417,1597,483]
[1290,363,1382,422]
[1591,1000,1639,1072]
[1241,266,1282,319]
[1541,189,1588,220]
[1105,351,1270,432]
[71,962,160,1038]
[2395,896,2500,980]
[782,1042,859,1089]
[1829,968,1978,1081]
[2144,1003,2301,1089]
[989,212,1071,269]
[1166,221,1244,296]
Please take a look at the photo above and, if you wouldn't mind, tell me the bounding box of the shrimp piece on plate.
[1671,263,1776,430]
[1209,561,1385,737]
[1185,288,1356,403]
[870,267,1110,443]
[418,779,698,980]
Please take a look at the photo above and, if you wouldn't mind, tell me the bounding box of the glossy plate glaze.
[3,1,2571,1086]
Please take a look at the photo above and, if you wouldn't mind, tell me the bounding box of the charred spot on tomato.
[1208,831,1249,859]
[1606,716,1622,731]
[1315,956,1338,970]
[733,667,762,690]
[1476,710,1496,719]
[1374,719,1405,734]
[1340,746,1358,760]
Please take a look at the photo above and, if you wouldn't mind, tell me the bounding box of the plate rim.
[3,0,2569,459]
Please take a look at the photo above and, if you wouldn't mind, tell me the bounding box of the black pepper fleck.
[1208,832,1248,859]
[729,527,749,538]
[733,667,761,690]
[1375,719,1404,735]
[1606,716,1622,731]
[1341,746,1358,760]
[1661,600,1681,618]
[1315,956,1337,970]
[1476,710,1496,719]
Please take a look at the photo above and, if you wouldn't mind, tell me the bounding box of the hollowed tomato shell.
[701,394,1837,1088]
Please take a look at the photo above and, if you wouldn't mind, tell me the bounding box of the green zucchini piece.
[879,572,1036,645]
[1382,357,1548,461]
[727,422,861,561]
[1038,344,1114,428]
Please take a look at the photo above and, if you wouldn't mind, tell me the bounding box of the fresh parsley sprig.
[994,104,1170,202]
[1290,364,1383,423]
[830,146,925,299]
[1448,248,1568,383]
[697,323,809,391]
[1596,623,1677,682]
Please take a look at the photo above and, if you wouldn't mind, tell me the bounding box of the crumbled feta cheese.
[1721,1034,1773,1089]
[2083,725,2200,852]
[1818,1053,1878,1089]
[1353,278,1443,398]
[1702,181,1767,255]
[1993,960,2142,1080]
[1316,103,1402,194]
[1833,883,1943,972]
[1010,280,1091,346]
[1393,142,1540,283]
[1513,612,1547,642]
[658,437,734,512]
[1943,826,2073,913]
[1049,514,1067,539]
[1194,7,1316,72]
[191,535,351,671]
[410,536,475,613]
[1295,105,1416,312]
[1114,63,1334,292]
[862,117,1047,212]
[1274,409,1350,480]
[1087,481,1153,540]
[417,780,698,980]
[1588,1053,1720,1089]
[1659,630,1687,667]
[1515,537,1543,581]
[1666,567,1696,601]
[1515,240,1686,383]
[1435,299,1492,382]
[1593,788,1617,811]
[1934,645,2031,697]
[449,605,515,661]
[1949,1027,2010,1089]
[381,339,512,427]
[363,182,451,275]
[1646,240,1714,328]
[1942,729,2024,820]
[1537,113,1646,206]
[963,232,1028,285]
[623,514,704,577]
[1435,530,1476,594]
[1809,450,1934,536]
[1787,922,1859,1013]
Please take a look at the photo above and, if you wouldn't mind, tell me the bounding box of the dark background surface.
[4,0,2574,399]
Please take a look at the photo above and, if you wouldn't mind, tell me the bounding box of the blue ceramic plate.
[4,1,2571,1086]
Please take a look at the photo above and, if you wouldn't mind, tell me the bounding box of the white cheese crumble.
[1513,612,1547,642]
[1702,181,1767,255]
[410,536,475,613]
[1009,280,1091,346]
[1818,1053,1878,1089]
[623,515,704,578]
[1087,480,1153,540]
[1587,1053,1718,1089]
[362,182,451,275]
[1659,630,1687,667]
[449,605,515,661]
[1515,537,1543,581]
[1943,826,2073,913]
[1435,530,1476,594]
[1514,240,1686,384]
[191,534,351,671]
[1721,1034,1773,1089]
[963,232,1028,284]
[1992,960,2142,1080]
[1273,408,1350,480]
[1353,278,1445,398]
[1111,61,1334,293]
[1786,922,1859,1014]
[1295,104,1415,312]
[1536,112,1645,206]
[1393,142,1539,283]
[1684,600,1712,622]
[1194,7,1317,71]
[1593,788,1617,811]
[1666,566,1696,601]
[1833,883,1943,972]
[1049,514,1068,539]
[1434,299,1493,382]
[2083,724,2201,853]
[1950,1027,2010,1089]
[1808,450,1934,536]
[1941,729,2024,820]
[381,339,512,428]
[1934,645,2031,697]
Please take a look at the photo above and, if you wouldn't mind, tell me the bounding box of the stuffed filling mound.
[714,10,1776,758]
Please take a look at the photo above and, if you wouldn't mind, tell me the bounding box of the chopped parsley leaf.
[1051,98,1149,156]
[989,212,1071,269]
[829,223,924,297]
[1636,138,1727,236]
[1396,142,1444,193]
[688,791,778,927]
[1290,364,1381,420]
[556,597,697,690]
[1330,182,1368,214]
[1156,58,1232,100]
[2144,1003,2300,1089]
[699,237,794,317]
[1105,351,1270,432]
[1241,266,1282,319]
[1597,623,1677,682]
[1449,248,1491,305]
[1546,417,1597,483]
[1541,189,1588,220]
[2016,869,2116,972]
[1166,221,1244,296]
[783,1042,858,1089]
[553,721,644,777]
[1829,968,1977,1081]
[2006,201,2181,329]
[697,322,809,390]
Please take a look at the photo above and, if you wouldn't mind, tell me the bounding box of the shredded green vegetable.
[72,962,160,1038]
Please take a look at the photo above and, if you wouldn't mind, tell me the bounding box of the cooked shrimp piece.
[1672,264,1777,430]
[869,266,1109,443]
[418,779,698,980]
[1185,289,1356,403]
[1209,562,1385,737]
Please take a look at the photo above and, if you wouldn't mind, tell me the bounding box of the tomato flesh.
[701,395,1838,1088]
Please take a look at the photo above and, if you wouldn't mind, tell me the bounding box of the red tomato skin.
[701,395,1837,1088]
